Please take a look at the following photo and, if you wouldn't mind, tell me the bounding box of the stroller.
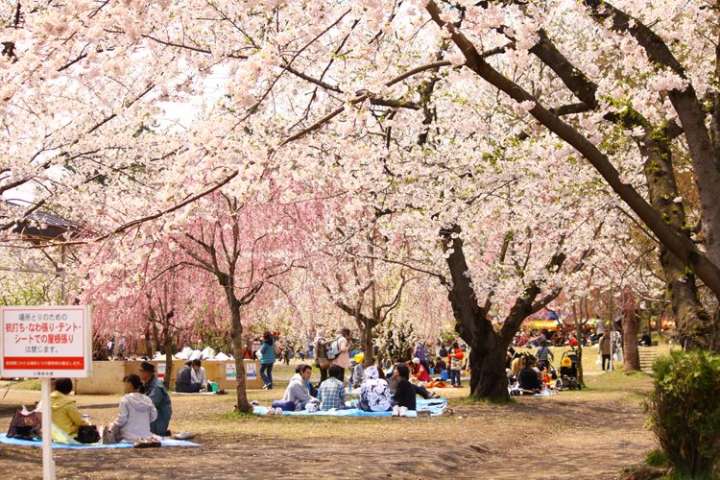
[556,350,581,390]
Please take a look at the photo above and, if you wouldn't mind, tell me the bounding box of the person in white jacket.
[105,374,159,443]
[273,364,317,411]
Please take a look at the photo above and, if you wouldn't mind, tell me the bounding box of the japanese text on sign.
[0,306,91,378]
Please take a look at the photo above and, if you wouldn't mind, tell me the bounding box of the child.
[435,357,449,381]
[448,342,464,387]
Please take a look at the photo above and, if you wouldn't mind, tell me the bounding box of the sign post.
[0,306,92,480]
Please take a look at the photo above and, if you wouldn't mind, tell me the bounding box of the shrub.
[646,351,720,479]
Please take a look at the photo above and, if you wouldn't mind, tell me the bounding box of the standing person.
[413,341,428,370]
[139,362,172,436]
[448,342,464,387]
[438,342,448,359]
[281,344,291,366]
[258,331,276,390]
[104,374,158,443]
[599,333,612,371]
[536,341,554,371]
[331,328,352,382]
[314,331,330,383]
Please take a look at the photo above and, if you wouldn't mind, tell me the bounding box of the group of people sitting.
[507,350,555,394]
[48,361,173,444]
[272,362,435,414]
[175,359,208,393]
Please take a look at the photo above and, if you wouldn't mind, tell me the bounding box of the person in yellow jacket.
[50,378,89,439]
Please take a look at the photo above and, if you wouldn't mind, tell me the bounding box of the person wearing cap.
[410,357,431,383]
[139,361,172,436]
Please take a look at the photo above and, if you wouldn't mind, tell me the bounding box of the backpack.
[326,337,342,360]
[315,340,328,359]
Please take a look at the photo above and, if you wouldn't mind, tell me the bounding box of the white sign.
[226,362,257,381]
[0,306,92,378]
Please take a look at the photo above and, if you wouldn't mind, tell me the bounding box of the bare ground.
[0,374,655,480]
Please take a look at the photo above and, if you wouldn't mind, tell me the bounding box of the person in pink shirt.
[331,328,352,382]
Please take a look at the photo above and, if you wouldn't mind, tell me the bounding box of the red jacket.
[413,363,431,382]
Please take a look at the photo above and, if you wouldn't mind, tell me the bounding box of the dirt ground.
[0,372,655,480]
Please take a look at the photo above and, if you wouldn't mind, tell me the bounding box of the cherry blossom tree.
[5,1,720,403]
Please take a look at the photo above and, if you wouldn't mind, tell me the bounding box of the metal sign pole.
[41,377,55,480]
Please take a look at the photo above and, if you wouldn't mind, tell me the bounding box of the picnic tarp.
[0,434,199,449]
[253,397,448,417]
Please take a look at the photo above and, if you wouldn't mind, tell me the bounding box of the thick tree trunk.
[640,137,718,351]
[224,287,251,413]
[360,319,375,365]
[469,334,510,401]
[622,312,641,372]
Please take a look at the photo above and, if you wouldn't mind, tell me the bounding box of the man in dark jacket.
[175,361,201,393]
[139,362,172,436]
[391,363,416,411]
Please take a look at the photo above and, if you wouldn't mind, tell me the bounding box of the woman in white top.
[105,374,158,443]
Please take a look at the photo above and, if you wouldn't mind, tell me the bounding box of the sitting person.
[517,357,542,393]
[349,356,365,389]
[317,365,346,410]
[105,374,158,443]
[139,362,172,436]
[434,357,449,381]
[190,359,207,390]
[51,378,89,439]
[388,365,436,400]
[358,366,393,412]
[411,357,431,383]
[391,363,416,411]
[274,364,317,411]
[175,361,202,393]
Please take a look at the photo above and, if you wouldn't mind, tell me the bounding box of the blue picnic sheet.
[253,397,448,417]
[0,434,199,449]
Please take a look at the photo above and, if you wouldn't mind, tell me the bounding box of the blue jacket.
[144,376,172,436]
[259,341,276,365]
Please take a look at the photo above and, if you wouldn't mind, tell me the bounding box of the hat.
[140,361,155,374]
[412,357,420,364]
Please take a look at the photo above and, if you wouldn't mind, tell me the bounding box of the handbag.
[7,408,41,440]
[75,425,100,444]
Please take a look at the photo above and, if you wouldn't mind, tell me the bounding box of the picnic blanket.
[253,398,448,417]
[0,434,199,449]
[172,391,219,396]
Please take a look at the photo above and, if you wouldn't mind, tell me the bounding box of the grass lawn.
[0,358,659,480]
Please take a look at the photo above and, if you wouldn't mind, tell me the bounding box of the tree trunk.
[640,136,717,351]
[162,315,174,389]
[573,302,585,387]
[226,291,251,413]
[622,312,641,372]
[360,319,375,365]
[469,334,509,401]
